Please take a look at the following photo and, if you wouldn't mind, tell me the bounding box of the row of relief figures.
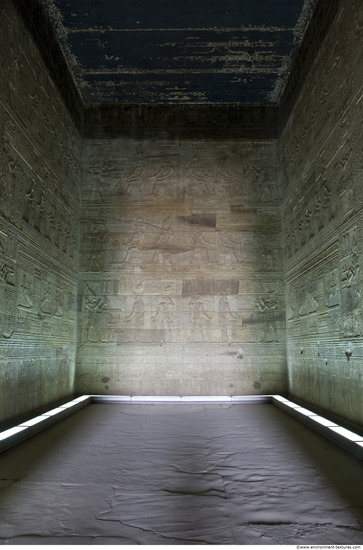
[283,160,362,261]
[84,151,280,204]
[80,318,283,346]
[286,259,361,339]
[0,139,79,260]
[81,227,281,271]
[80,291,283,345]
[286,226,360,313]
[79,274,280,297]
[0,14,81,187]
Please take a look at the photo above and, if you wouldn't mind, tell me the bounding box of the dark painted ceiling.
[42,0,316,104]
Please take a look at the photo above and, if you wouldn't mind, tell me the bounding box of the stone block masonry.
[0,0,81,427]
[77,139,286,396]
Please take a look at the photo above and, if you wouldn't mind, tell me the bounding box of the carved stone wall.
[0,0,81,427]
[78,139,286,396]
[280,0,363,426]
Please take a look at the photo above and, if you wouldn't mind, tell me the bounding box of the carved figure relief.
[84,288,108,343]
[188,226,216,265]
[252,165,278,203]
[285,170,335,259]
[148,158,175,196]
[218,295,237,342]
[215,151,239,196]
[125,297,145,329]
[217,233,242,264]
[18,273,33,309]
[340,227,359,286]
[152,297,174,342]
[189,295,211,342]
[77,139,284,394]
[299,284,319,316]
[187,154,215,200]
[0,237,16,338]
[121,152,145,196]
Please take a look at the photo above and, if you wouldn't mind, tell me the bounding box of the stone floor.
[0,402,362,545]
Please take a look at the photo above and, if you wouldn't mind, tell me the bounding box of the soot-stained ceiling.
[42,0,316,105]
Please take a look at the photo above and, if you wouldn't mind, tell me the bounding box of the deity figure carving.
[41,282,56,315]
[148,158,174,196]
[18,273,33,308]
[218,233,241,264]
[189,295,211,342]
[122,152,145,195]
[0,238,16,339]
[152,297,174,342]
[125,296,145,329]
[1,140,18,223]
[84,289,108,343]
[118,230,145,264]
[218,296,237,342]
[89,159,109,202]
[188,227,215,265]
[255,294,278,313]
[187,154,214,197]
[54,289,63,317]
[299,285,319,316]
[215,151,239,196]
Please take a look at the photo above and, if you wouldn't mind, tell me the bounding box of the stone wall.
[77,138,286,396]
[0,0,81,427]
[280,0,363,426]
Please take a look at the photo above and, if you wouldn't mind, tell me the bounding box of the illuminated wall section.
[0,0,81,427]
[77,138,285,396]
[280,0,363,426]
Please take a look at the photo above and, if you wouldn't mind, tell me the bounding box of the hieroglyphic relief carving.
[0,0,81,427]
[148,158,176,197]
[340,227,359,286]
[84,289,108,343]
[254,288,281,343]
[188,295,211,342]
[339,227,361,338]
[251,165,279,203]
[281,0,363,425]
[0,232,16,339]
[218,296,238,343]
[187,154,215,202]
[125,296,145,329]
[188,226,216,265]
[78,139,284,395]
[1,139,23,228]
[122,151,145,196]
[152,297,175,343]
[217,232,243,264]
[215,151,240,197]
[284,170,336,259]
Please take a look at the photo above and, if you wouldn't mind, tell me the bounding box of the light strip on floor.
[0,396,92,453]
[271,395,363,460]
[0,394,362,460]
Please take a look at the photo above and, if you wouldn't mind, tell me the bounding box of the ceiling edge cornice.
[279,0,344,134]
[12,0,84,131]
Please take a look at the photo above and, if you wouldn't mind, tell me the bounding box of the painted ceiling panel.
[42,0,316,104]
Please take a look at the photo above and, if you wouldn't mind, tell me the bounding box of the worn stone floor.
[0,402,362,545]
